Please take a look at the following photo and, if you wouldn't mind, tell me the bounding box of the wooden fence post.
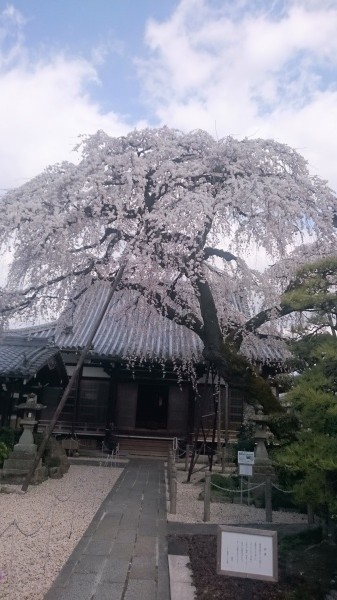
[221,446,226,474]
[307,504,314,525]
[203,471,211,522]
[265,475,272,523]
[170,468,177,515]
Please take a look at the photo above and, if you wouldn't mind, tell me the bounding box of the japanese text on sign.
[217,526,278,582]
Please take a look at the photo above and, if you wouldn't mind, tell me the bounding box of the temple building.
[1,286,285,456]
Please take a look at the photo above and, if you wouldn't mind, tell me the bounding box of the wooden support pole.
[184,444,190,472]
[216,379,222,457]
[21,264,126,492]
[187,363,211,482]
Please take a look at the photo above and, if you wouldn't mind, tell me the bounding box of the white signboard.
[237,451,255,465]
[217,526,278,582]
[239,464,253,477]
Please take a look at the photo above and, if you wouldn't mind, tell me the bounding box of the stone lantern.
[15,393,45,453]
[249,405,274,504]
[1,393,47,484]
[250,404,273,468]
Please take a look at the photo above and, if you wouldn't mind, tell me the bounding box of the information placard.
[217,526,278,582]
[237,451,255,465]
[239,464,253,477]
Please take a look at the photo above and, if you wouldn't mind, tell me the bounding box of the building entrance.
[136,384,168,430]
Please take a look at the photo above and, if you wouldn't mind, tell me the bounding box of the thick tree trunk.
[195,278,282,414]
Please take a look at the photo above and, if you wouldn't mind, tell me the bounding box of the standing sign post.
[217,525,278,582]
[238,451,254,505]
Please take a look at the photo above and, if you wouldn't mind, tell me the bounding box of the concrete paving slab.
[83,539,114,556]
[48,574,95,600]
[93,582,124,600]
[169,580,196,600]
[110,541,135,559]
[101,558,130,583]
[123,579,157,600]
[168,555,196,600]
[134,536,156,556]
[129,556,157,579]
[73,554,104,574]
[116,529,137,544]
[44,459,169,600]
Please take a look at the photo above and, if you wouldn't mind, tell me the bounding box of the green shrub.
[280,527,323,551]
[254,483,306,512]
[235,423,255,455]
[210,474,240,502]
[0,442,10,467]
[0,427,20,450]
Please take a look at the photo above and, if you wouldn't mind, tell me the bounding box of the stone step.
[118,438,172,458]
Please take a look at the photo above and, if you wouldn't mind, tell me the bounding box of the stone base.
[13,442,37,454]
[250,463,275,504]
[1,450,47,485]
[0,465,48,485]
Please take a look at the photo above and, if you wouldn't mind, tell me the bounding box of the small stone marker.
[217,525,278,582]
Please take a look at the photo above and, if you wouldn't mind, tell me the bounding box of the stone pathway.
[44,459,170,600]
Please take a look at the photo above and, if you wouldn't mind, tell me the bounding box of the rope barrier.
[210,481,265,494]
[43,503,56,575]
[0,491,87,540]
[0,449,124,600]
[0,521,15,538]
[54,492,75,503]
[13,518,50,538]
[0,458,123,598]
[271,483,294,494]
[242,482,266,492]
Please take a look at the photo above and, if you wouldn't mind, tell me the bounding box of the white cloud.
[0,6,131,192]
[1,0,337,198]
[140,0,337,192]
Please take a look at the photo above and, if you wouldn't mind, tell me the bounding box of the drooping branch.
[119,280,204,336]
[1,260,96,316]
[203,247,237,262]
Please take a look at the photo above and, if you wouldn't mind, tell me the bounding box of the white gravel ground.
[167,465,308,526]
[0,464,123,600]
[0,461,308,600]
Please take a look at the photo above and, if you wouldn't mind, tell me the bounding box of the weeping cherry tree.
[1,127,336,413]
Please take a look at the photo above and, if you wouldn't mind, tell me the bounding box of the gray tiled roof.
[0,334,62,379]
[18,288,205,363]
[10,287,286,364]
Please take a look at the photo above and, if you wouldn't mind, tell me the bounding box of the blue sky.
[5,0,178,119]
[1,0,337,193]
